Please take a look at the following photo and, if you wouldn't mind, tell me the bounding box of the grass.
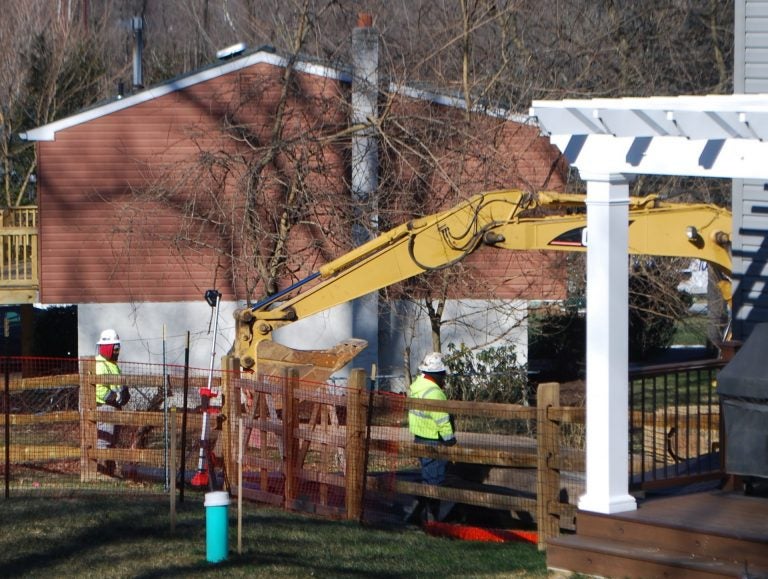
[671,313,710,346]
[0,493,549,578]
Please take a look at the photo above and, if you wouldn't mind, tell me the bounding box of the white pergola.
[529,94,768,514]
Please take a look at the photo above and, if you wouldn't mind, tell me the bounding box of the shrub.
[443,343,530,404]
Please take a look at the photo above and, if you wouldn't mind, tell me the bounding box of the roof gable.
[21,49,351,142]
[22,47,529,142]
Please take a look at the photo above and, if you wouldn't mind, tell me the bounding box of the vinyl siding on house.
[733,0,768,338]
[35,59,566,306]
[743,0,768,93]
[36,63,349,304]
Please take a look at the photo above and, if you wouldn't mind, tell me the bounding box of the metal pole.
[237,417,243,554]
[206,291,221,392]
[163,324,169,491]
[4,316,9,499]
[179,332,190,503]
[191,290,221,489]
[169,407,177,532]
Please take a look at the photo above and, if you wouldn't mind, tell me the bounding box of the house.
[21,19,567,381]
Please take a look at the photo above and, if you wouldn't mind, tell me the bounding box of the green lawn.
[0,493,549,578]
[672,313,710,346]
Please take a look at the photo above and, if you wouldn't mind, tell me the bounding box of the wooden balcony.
[0,206,39,304]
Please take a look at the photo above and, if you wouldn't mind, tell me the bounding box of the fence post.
[79,358,98,482]
[345,369,367,521]
[221,355,240,489]
[536,382,561,550]
[282,368,298,508]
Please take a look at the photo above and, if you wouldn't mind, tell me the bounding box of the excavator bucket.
[254,338,368,384]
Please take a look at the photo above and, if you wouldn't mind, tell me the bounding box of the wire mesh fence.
[360,384,585,538]
[1,356,585,546]
[1,356,215,497]
[211,369,585,547]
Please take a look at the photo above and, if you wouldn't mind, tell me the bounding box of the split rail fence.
[1,355,725,550]
[224,364,584,548]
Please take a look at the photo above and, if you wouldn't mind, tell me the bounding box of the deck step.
[547,534,767,579]
[546,494,768,579]
[574,510,768,568]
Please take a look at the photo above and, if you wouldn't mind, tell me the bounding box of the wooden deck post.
[282,368,298,508]
[536,382,561,550]
[79,358,98,481]
[345,369,367,521]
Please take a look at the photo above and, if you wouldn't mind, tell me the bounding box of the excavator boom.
[232,189,731,375]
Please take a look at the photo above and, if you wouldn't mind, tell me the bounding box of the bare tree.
[1,0,138,208]
[10,0,735,368]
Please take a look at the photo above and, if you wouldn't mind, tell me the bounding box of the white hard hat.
[98,329,120,345]
[419,352,447,373]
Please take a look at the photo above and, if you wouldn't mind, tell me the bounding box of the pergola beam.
[548,134,768,180]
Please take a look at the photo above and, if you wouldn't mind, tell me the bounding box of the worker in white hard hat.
[95,329,129,474]
[404,351,457,524]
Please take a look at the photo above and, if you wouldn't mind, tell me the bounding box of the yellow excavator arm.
[232,189,731,376]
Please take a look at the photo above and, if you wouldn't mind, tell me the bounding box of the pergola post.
[579,173,637,515]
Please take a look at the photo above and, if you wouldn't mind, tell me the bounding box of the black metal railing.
[628,358,726,491]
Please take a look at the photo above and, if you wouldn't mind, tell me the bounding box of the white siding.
[732,1,768,338]
[733,180,768,336]
[743,1,768,91]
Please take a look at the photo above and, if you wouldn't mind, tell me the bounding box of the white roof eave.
[22,51,536,143]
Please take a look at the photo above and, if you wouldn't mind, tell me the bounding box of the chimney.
[351,11,379,216]
[350,12,380,379]
[357,13,373,28]
[132,16,144,89]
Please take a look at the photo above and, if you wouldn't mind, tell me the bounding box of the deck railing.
[0,207,39,300]
[1,207,37,228]
[628,358,726,490]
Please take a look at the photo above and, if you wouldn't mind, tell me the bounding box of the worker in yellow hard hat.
[404,352,457,523]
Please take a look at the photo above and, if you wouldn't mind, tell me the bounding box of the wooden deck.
[547,489,768,578]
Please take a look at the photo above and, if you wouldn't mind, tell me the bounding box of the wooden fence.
[221,363,585,549]
[78,359,210,482]
[0,360,207,484]
[1,359,585,548]
[2,355,724,550]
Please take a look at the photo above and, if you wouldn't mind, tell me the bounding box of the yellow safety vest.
[407,375,454,441]
[95,355,121,405]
